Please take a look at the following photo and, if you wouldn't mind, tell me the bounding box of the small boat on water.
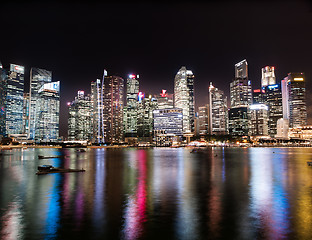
[38,155,61,159]
[36,165,85,175]
[76,149,86,152]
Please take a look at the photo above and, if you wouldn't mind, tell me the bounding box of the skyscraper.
[198,105,209,135]
[261,66,276,88]
[28,68,52,140]
[0,63,25,136]
[68,91,92,141]
[230,59,252,108]
[229,60,251,136]
[124,74,139,138]
[103,75,124,144]
[28,68,60,142]
[281,73,307,128]
[208,83,228,135]
[137,93,158,142]
[248,104,269,137]
[155,89,173,109]
[174,66,195,134]
[91,77,104,144]
[263,84,283,137]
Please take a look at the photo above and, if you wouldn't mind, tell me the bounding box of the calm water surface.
[1,147,312,240]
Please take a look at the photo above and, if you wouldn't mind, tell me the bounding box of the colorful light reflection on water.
[1,147,312,239]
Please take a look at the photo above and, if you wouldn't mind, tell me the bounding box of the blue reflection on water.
[44,173,61,239]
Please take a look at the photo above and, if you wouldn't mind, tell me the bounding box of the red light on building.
[253,89,260,93]
[160,89,167,97]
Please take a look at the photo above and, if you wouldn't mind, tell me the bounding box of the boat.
[36,165,85,175]
[76,148,86,152]
[38,155,61,159]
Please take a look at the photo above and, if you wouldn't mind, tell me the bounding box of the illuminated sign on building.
[38,81,60,93]
[138,92,144,102]
[10,64,24,74]
[250,104,268,110]
[268,84,279,90]
[128,74,136,79]
[160,89,167,97]
[294,78,304,81]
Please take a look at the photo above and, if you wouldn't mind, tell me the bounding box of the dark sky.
[1,0,312,137]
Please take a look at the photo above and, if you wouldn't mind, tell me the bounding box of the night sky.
[1,0,312,137]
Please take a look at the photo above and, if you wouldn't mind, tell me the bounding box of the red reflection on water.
[123,150,147,240]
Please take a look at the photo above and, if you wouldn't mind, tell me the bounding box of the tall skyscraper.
[174,66,195,134]
[103,74,124,144]
[281,73,307,128]
[198,104,209,135]
[68,91,92,141]
[230,59,252,108]
[229,60,251,136]
[137,93,158,141]
[208,83,228,135]
[261,66,276,88]
[263,84,283,137]
[90,70,108,144]
[124,74,139,138]
[28,68,52,140]
[28,68,60,142]
[23,93,30,135]
[0,63,25,136]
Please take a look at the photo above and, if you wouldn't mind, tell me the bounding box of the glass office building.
[174,66,195,134]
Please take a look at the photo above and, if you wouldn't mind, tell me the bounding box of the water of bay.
[1,147,312,240]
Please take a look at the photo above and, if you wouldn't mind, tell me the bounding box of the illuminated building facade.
[198,104,209,135]
[103,75,124,144]
[263,84,283,137]
[208,83,228,135]
[153,108,183,146]
[261,66,276,88]
[281,73,307,128]
[0,64,25,136]
[174,66,195,134]
[229,60,251,136]
[28,68,52,140]
[137,93,157,141]
[248,104,269,137]
[253,89,264,104]
[23,93,30,135]
[228,107,248,136]
[68,91,92,141]
[90,70,107,143]
[155,89,173,109]
[35,81,60,141]
[230,59,252,108]
[125,74,139,138]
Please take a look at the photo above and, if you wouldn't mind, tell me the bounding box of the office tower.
[276,118,289,139]
[0,62,7,136]
[230,59,252,108]
[228,107,248,136]
[229,60,251,136]
[155,89,174,109]
[263,84,283,137]
[248,104,269,137]
[252,89,264,104]
[90,71,107,144]
[36,81,60,141]
[261,66,276,88]
[23,93,30,135]
[198,104,209,135]
[28,68,52,140]
[103,75,124,144]
[137,93,157,141]
[174,66,195,134]
[208,83,228,135]
[0,64,25,136]
[68,91,92,141]
[124,74,139,138]
[281,73,307,128]
[153,108,183,146]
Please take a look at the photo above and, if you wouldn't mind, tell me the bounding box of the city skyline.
[1,1,311,136]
